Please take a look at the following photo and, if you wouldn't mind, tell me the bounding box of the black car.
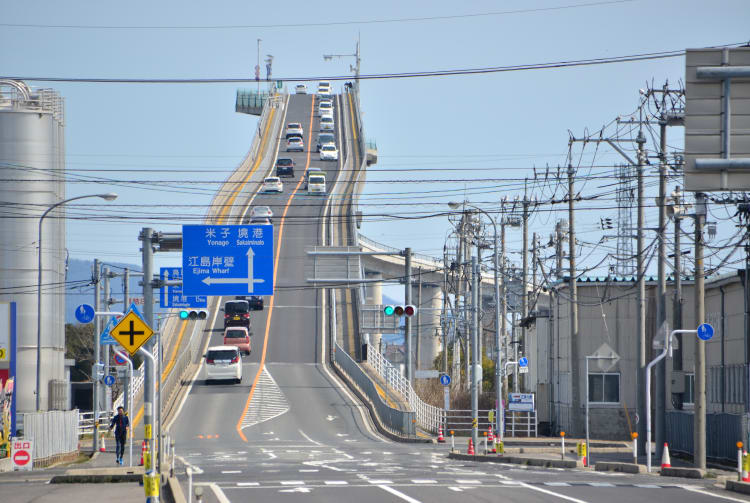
[235,295,264,311]
[224,300,251,329]
[275,158,295,178]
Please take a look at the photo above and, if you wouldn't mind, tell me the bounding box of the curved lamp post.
[36,193,117,411]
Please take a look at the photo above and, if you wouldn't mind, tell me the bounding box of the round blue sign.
[439,374,451,386]
[519,357,529,367]
[75,304,95,324]
[697,323,714,341]
[103,375,116,386]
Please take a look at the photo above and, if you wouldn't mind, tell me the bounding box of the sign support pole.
[140,227,156,484]
[115,350,134,467]
[138,346,158,503]
[93,259,101,454]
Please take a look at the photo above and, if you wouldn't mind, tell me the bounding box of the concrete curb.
[660,466,705,479]
[726,480,750,495]
[50,466,146,484]
[595,462,646,474]
[330,361,431,444]
[165,475,187,503]
[448,451,581,469]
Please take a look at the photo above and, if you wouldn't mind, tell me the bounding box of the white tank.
[0,81,66,412]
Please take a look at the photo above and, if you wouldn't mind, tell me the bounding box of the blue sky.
[2,0,749,301]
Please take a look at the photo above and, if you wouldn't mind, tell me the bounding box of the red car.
[223,326,251,355]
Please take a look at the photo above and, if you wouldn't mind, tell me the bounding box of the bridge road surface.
[165,93,745,503]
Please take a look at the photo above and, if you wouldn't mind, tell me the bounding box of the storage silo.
[0,80,67,412]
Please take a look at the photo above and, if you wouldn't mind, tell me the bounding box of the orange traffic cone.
[488,426,496,453]
[140,441,147,466]
[437,426,446,443]
[99,435,106,453]
[467,438,475,455]
[661,443,671,469]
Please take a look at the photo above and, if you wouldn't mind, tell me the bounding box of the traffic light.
[383,305,416,317]
[179,309,208,320]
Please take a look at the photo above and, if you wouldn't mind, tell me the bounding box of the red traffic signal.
[404,305,416,317]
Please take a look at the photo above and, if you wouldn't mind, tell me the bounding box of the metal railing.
[78,410,114,436]
[366,347,443,433]
[358,234,443,267]
[333,342,416,437]
[505,410,537,437]
[20,410,79,463]
[445,409,494,433]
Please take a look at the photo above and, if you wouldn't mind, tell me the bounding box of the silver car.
[320,116,334,132]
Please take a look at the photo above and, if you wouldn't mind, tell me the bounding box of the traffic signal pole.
[404,248,413,382]
[471,256,479,449]
[140,227,156,473]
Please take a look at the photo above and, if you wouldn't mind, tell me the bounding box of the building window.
[684,373,695,405]
[588,373,620,403]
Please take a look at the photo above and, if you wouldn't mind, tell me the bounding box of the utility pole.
[522,188,529,392]
[103,267,112,414]
[471,256,479,449]
[404,247,413,382]
[500,209,508,404]
[556,220,565,278]
[123,267,130,309]
[465,223,472,387]
[672,188,684,407]
[139,228,155,465]
[636,131,647,453]
[567,163,581,433]
[443,248,449,375]
[455,217,465,390]
[532,232,538,310]
[92,258,101,454]
[694,193,707,469]
[655,116,668,461]
[416,267,422,371]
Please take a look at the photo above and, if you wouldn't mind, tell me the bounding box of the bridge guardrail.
[366,345,443,433]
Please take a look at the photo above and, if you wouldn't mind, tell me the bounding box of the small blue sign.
[103,375,116,386]
[182,225,274,296]
[439,374,451,386]
[519,357,529,368]
[100,318,118,346]
[697,323,714,341]
[159,267,208,309]
[75,304,95,324]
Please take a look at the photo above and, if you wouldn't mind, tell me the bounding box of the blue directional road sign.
[440,374,451,386]
[75,304,95,324]
[100,318,118,346]
[519,357,529,367]
[159,267,207,309]
[103,375,115,386]
[182,225,274,296]
[697,323,714,341]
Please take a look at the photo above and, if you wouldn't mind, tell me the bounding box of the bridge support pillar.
[365,271,383,353]
[413,284,442,370]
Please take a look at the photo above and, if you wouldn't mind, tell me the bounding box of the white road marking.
[545,482,572,486]
[280,487,312,493]
[378,485,423,503]
[175,455,203,474]
[239,367,291,430]
[682,485,750,502]
[368,479,394,484]
[280,480,305,485]
[236,482,259,487]
[455,480,481,484]
[221,470,241,474]
[299,469,318,473]
[298,429,323,446]
[412,479,437,484]
[324,481,348,485]
[520,482,589,503]
[336,433,349,437]
[449,487,463,492]
[327,415,338,421]
[634,484,660,488]
[588,482,615,487]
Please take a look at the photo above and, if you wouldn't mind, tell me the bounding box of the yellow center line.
[236,95,316,442]
[130,105,278,430]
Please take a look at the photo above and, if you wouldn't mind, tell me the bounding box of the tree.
[65,323,94,382]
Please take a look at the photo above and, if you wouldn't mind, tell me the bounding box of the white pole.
[561,433,565,460]
[633,435,638,465]
[115,349,134,467]
[585,357,590,468]
[187,467,193,502]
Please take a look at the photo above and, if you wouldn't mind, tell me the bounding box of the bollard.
[450,431,455,453]
[743,450,750,482]
[187,467,193,503]
[496,440,504,455]
[633,432,639,465]
[738,442,744,482]
[483,432,488,455]
[560,431,566,460]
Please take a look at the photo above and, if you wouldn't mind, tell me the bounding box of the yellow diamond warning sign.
[111,311,154,356]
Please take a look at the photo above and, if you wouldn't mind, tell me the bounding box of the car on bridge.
[250,205,273,222]
[316,133,335,152]
[204,346,243,384]
[307,175,326,195]
[285,123,303,139]
[295,84,307,94]
[235,295,263,311]
[318,100,333,118]
[223,299,251,329]
[320,116,334,132]
[319,143,339,161]
[275,158,295,177]
[286,137,304,152]
[261,176,283,193]
[305,167,324,189]
[223,326,251,355]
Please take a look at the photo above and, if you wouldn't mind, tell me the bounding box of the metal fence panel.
[20,410,79,461]
[667,411,743,462]
[334,343,415,436]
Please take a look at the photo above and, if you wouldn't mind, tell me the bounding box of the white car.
[261,177,283,193]
[250,205,273,221]
[318,101,334,119]
[295,84,307,94]
[287,137,304,152]
[320,116,334,132]
[285,122,303,139]
[204,346,242,384]
[319,143,339,161]
[307,175,326,195]
[318,81,331,90]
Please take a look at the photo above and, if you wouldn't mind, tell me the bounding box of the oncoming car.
[307,175,326,195]
[319,116,334,132]
[319,143,339,161]
[295,84,307,94]
[204,345,242,384]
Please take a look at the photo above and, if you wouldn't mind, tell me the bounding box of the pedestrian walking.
[108,406,129,465]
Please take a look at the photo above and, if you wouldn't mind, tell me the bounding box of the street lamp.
[36,193,117,411]
[448,201,501,443]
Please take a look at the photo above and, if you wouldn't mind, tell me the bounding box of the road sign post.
[74,304,95,324]
[159,267,207,309]
[182,225,274,296]
[114,349,134,467]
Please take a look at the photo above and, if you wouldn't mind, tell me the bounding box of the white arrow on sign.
[201,248,265,293]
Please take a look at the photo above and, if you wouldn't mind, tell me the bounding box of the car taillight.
[245,337,250,343]
[207,358,214,364]
[242,313,250,319]
[224,313,229,318]
[231,356,239,364]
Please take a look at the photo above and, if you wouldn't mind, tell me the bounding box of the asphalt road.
[163,93,750,503]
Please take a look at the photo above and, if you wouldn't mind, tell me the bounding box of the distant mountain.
[65,259,143,324]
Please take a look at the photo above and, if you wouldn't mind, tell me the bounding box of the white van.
[307,175,326,195]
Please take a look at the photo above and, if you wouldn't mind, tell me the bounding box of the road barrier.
[19,410,79,467]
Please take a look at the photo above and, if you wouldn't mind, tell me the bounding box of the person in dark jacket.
[109,406,129,465]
